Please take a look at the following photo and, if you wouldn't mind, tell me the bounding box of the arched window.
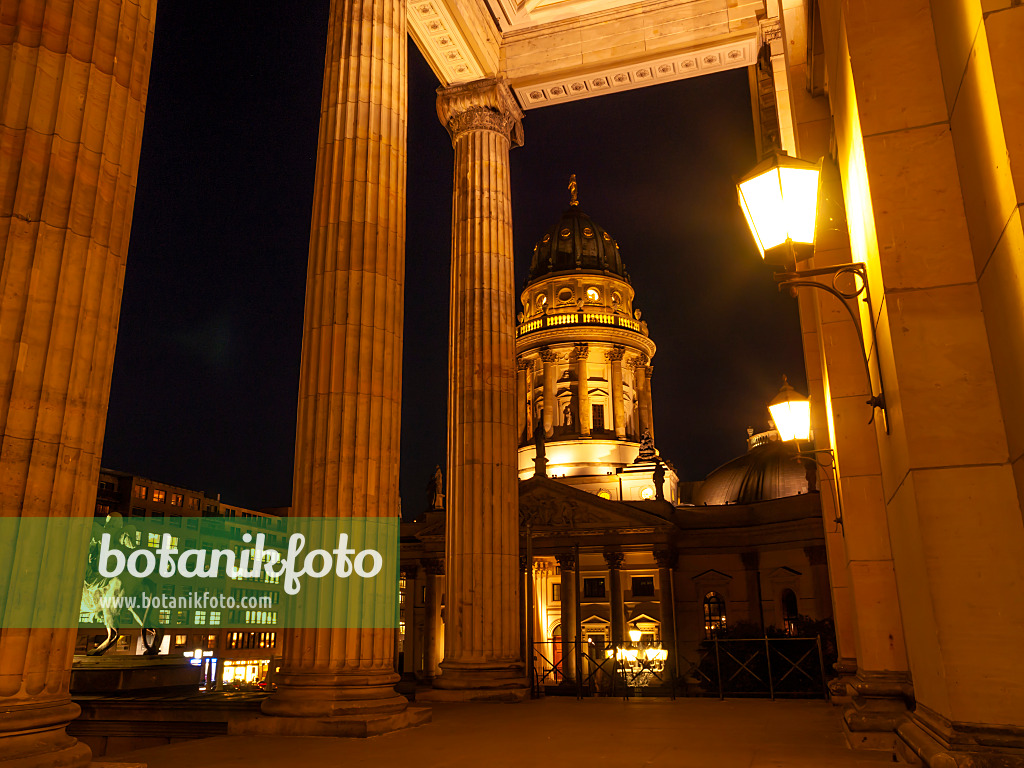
[781,589,799,636]
[703,592,726,638]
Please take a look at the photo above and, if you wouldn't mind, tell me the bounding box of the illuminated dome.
[526,181,630,286]
[694,440,813,506]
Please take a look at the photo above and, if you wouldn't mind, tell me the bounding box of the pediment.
[767,566,802,579]
[519,476,671,531]
[692,568,732,584]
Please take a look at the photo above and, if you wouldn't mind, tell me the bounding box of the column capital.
[401,564,419,579]
[422,558,445,576]
[517,356,533,371]
[653,549,677,569]
[604,550,625,569]
[628,353,649,369]
[539,347,558,363]
[605,345,625,362]
[572,342,589,361]
[555,553,577,570]
[436,78,524,147]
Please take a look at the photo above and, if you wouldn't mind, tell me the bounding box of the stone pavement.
[105,698,896,767]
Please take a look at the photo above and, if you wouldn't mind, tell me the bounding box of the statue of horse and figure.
[79,513,165,656]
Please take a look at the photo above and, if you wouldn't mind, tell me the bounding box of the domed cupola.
[526,175,631,286]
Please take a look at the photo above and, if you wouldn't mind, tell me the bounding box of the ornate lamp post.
[768,376,811,443]
[737,152,887,430]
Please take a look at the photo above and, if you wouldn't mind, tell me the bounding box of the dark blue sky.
[101,1,806,513]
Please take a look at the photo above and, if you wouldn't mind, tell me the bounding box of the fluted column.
[422,559,444,679]
[261,0,411,724]
[574,343,590,436]
[631,357,650,438]
[604,551,625,650]
[654,550,678,680]
[642,365,655,441]
[432,78,527,700]
[607,347,626,439]
[0,1,157,765]
[541,347,557,438]
[516,357,529,443]
[556,553,577,685]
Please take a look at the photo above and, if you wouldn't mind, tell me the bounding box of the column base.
[260,670,409,718]
[842,670,913,751]
[230,706,432,738]
[828,657,857,705]
[895,705,1024,768]
[0,700,91,768]
[421,661,529,702]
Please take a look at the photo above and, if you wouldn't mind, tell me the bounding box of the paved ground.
[106,698,896,768]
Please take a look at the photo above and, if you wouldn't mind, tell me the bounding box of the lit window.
[640,486,655,500]
[152,489,166,503]
[206,634,217,649]
[597,489,612,500]
[782,589,799,636]
[133,484,148,500]
[188,497,200,510]
[147,532,161,548]
[586,287,599,302]
[195,610,207,625]
[592,404,605,431]
[704,592,727,638]
[552,583,561,603]
[170,493,183,506]
[174,634,187,647]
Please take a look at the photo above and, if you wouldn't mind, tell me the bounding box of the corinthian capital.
[436,78,525,147]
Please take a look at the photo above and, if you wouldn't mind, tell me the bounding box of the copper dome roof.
[525,180,631,286]
[694,440,813,506]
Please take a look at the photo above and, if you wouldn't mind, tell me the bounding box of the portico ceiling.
[408,0,767,109]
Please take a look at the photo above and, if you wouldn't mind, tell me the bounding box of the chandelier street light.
[737,151,887,431]
[768,376,811,443]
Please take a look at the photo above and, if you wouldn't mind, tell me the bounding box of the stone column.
[541,347,557,437]
[515,357,528,443]
[421,558,444,679]
[0,1,157,765]
[401,566,418,675]
[654,551,678,679]
[556,553,578,685]
[632,356,651,438]
[604,551,625,650]
[431,79,527,701]
[804,546,832,621]
[607,347,627,439]
[740,551,763,630]
[258,0,427,734]
[574,343,590,436]
[642,365,655,441]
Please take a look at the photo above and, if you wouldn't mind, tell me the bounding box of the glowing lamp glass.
[769,378,811,442]
[737,153,822,266]
[628,628,642,643]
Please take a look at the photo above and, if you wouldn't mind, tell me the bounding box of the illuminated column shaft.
[556,553,577,683]
[422,559,443,678]
[642,366,654,441]
[262,0,408,719]
[605,551,625,649]
[574,344,590,435]
[516,358,528,442]
[524,361,534,440]
[633,358,650,437]
[655,551,677,676]
[541,348,556,437]
[607,347,626,439]
[0,1,156,765]
[435,79,526,696]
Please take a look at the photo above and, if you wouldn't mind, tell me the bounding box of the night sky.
[101,1,806,514]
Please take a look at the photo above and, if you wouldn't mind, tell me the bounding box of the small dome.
[694,440,812,506]
[525,179,631,286]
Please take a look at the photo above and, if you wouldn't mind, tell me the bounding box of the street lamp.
[737,153,887,430]
[736,151,822,266]
[768,376,811,443]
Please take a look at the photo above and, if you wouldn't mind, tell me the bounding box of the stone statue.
[533,417,548,478]
[428,465,445,510]
[563,403,573,427]
[637,428,656,461]
[80,513,164,656]
[653,461,666,501]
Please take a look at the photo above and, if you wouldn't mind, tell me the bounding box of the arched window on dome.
[781,589,799,636]
[703,592,726,639]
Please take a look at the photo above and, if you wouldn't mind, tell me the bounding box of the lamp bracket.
[774,262,889,434]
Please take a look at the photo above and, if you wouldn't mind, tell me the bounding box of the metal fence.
[529,637,830,700]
